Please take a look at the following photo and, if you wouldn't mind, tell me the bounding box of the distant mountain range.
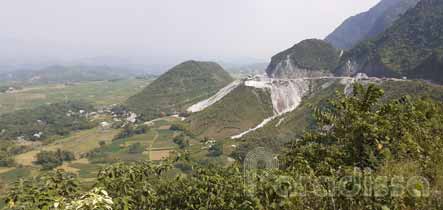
[0,65,145,85]
[325,0,420,49]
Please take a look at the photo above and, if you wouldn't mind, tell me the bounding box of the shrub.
[0,151,15,167]
[128,143,145,154]
[34,149,76,170]
[173,134,189,149]
[114,125,149,140]
[208,142,223,157]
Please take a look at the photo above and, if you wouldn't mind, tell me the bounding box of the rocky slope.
[126,60,233,120]
[336,0,443,84]
[266,39,340,79]
[325,0,419,49]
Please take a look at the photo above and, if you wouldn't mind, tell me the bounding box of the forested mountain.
[266,39,340,79]
[126,60,233,120]
[325,0,419,49]
[336,0,443,84]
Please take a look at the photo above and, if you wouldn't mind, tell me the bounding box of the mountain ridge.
[325,0,420,49]
[335,0,443,84]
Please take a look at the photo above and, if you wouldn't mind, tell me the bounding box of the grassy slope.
[126,61,234,121]
[0,79,150,114]
[188,85,274,139]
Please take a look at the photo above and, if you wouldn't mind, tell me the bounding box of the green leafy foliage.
[62,188,114,210]
[5,170,79,210]
[280,83,443,209]
[128,143,145,154]
[35,149,76,170]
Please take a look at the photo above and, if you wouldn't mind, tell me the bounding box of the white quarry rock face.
[244,77,310,115]
[269,79,310,114]
[232,77,310,139]
[187,80,242,113]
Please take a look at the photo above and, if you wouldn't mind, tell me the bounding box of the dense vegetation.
[113,124,150,140]
[34,149,76,170]
[4,84,443,210]
[266,39,340,78]
[325,0,419,49]
[0,101,95,141]
[338,0,443,83]
[126,60,234,121]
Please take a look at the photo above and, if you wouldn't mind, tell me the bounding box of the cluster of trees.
[0,142,30,167]
[113,124,149,140]
[128,143,146,154]
[208,141,223,157]
[4,84,443,209]
[173,134,189,149]
[0,101,95,141]
[0,151,14,167]
[170,122,195,139]
[34,149,75,170]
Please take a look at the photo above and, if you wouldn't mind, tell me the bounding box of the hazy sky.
[0,0,379,66]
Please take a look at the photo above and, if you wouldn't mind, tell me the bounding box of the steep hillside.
[188,85,273,139]
[266,39,340,79]
[336,0,443,84]
[326,0,419,49]
[126,61,234,120]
